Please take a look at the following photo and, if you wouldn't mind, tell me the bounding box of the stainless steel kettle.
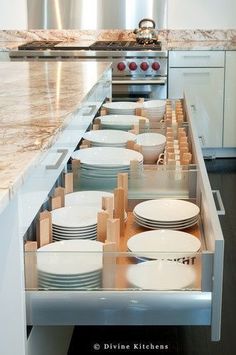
[134,18,158,44]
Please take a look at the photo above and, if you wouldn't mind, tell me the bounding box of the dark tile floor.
[68,159,236,355]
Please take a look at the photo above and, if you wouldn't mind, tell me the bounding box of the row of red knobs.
[117,61,160,71]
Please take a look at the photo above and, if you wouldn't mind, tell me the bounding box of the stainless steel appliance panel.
[27,0,167,29]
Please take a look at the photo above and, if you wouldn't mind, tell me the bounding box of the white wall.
[0,0,27,29]
[168,0,236,29]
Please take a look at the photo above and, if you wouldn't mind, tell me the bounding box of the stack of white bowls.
[136,132,166,164]
[71,147,143,185]
[37,240,103,289]
[102,101,143,115]
[51,205,99,241]
[83,129,136,148]
[99,114,149,131]
[142,100,166,125]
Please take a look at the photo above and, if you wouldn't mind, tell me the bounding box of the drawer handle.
[82,104,97,116]
[46,149,68,170]
[183,72,210,76]
[183,55,211,58]
[198,135,205,146]
[212,190,225,215]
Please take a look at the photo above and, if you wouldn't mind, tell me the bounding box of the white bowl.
[137,133,166,163]
[142,100,166,109]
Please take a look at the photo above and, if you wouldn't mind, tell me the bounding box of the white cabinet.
[224,51,236,147]
[168,51,225,148]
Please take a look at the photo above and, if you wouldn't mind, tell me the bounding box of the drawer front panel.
[169,51,225,67]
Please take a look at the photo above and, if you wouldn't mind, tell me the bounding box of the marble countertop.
[2,39,236,52]
[0,61,111,210]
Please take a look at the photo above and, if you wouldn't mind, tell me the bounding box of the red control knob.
[129,62,138,71]
[117,62,126,71]
[152,62,160,71]
[140,62,149,71]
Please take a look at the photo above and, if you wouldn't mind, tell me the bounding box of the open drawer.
[24,98,224,342]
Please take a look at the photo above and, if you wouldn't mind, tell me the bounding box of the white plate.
[83,130,136,145]
[37,240,103,275]
[39,280,101,289]
[134,199,200,223]
[71,147,143,167]
[127,229,201,260]
[65,190,113,208]
[134,217,199,230]
[127,260,196,290]
[133,212,199,226]
[103,102,142,111]
[52,232,97,239]
[51,205,100,228]
[100,114,149,128]
[137,133,166,147]
[38,271,101,282]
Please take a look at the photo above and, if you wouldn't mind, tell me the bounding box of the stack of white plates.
[136,133,166,164]
[133,199,200,230]
[127,259,196,290]
[83,130,136,148]
[142,100,166,124]
[71,147,143,181]
[65,190,113,208]
[37,240,103,289]
[51,205,99,241]
[99,114,149,131]
[127,229,201,261]
[102,101,142,115]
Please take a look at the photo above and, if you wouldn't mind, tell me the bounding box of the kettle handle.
[138,18,156,28]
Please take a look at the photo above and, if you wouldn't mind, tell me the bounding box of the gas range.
[17,40,162,51]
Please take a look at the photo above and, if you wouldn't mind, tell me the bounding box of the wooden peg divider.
[179,137,188,144]
[135,107,142,116]
[36,210,52,248]
[100,108,108,116]
[102,242,117,289]
[92,123,100,130]
[97,210,109,243]
[126,140,136,150]
[117,172,128,211]
[54,186,65,207]
[106,218,120,247]
[50,195,62,211]
[72,159,81,185]
[80,144,89,149]
[134,143,142,153]
[102,196,114,219]
[63,172,74,194]
[82,139,91,147]
[24,241,38,289]
[137,97,145,103]
[113,187,125,236]
[94,117,101,125]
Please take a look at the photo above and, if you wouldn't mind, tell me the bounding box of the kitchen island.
[0,60,111,355]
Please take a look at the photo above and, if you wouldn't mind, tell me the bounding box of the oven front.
[112,77,167,101]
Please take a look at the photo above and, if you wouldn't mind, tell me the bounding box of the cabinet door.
[224,52,236,147]
[168,67,224,147]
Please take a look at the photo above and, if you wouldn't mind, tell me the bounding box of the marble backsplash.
[1,29,236,43]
